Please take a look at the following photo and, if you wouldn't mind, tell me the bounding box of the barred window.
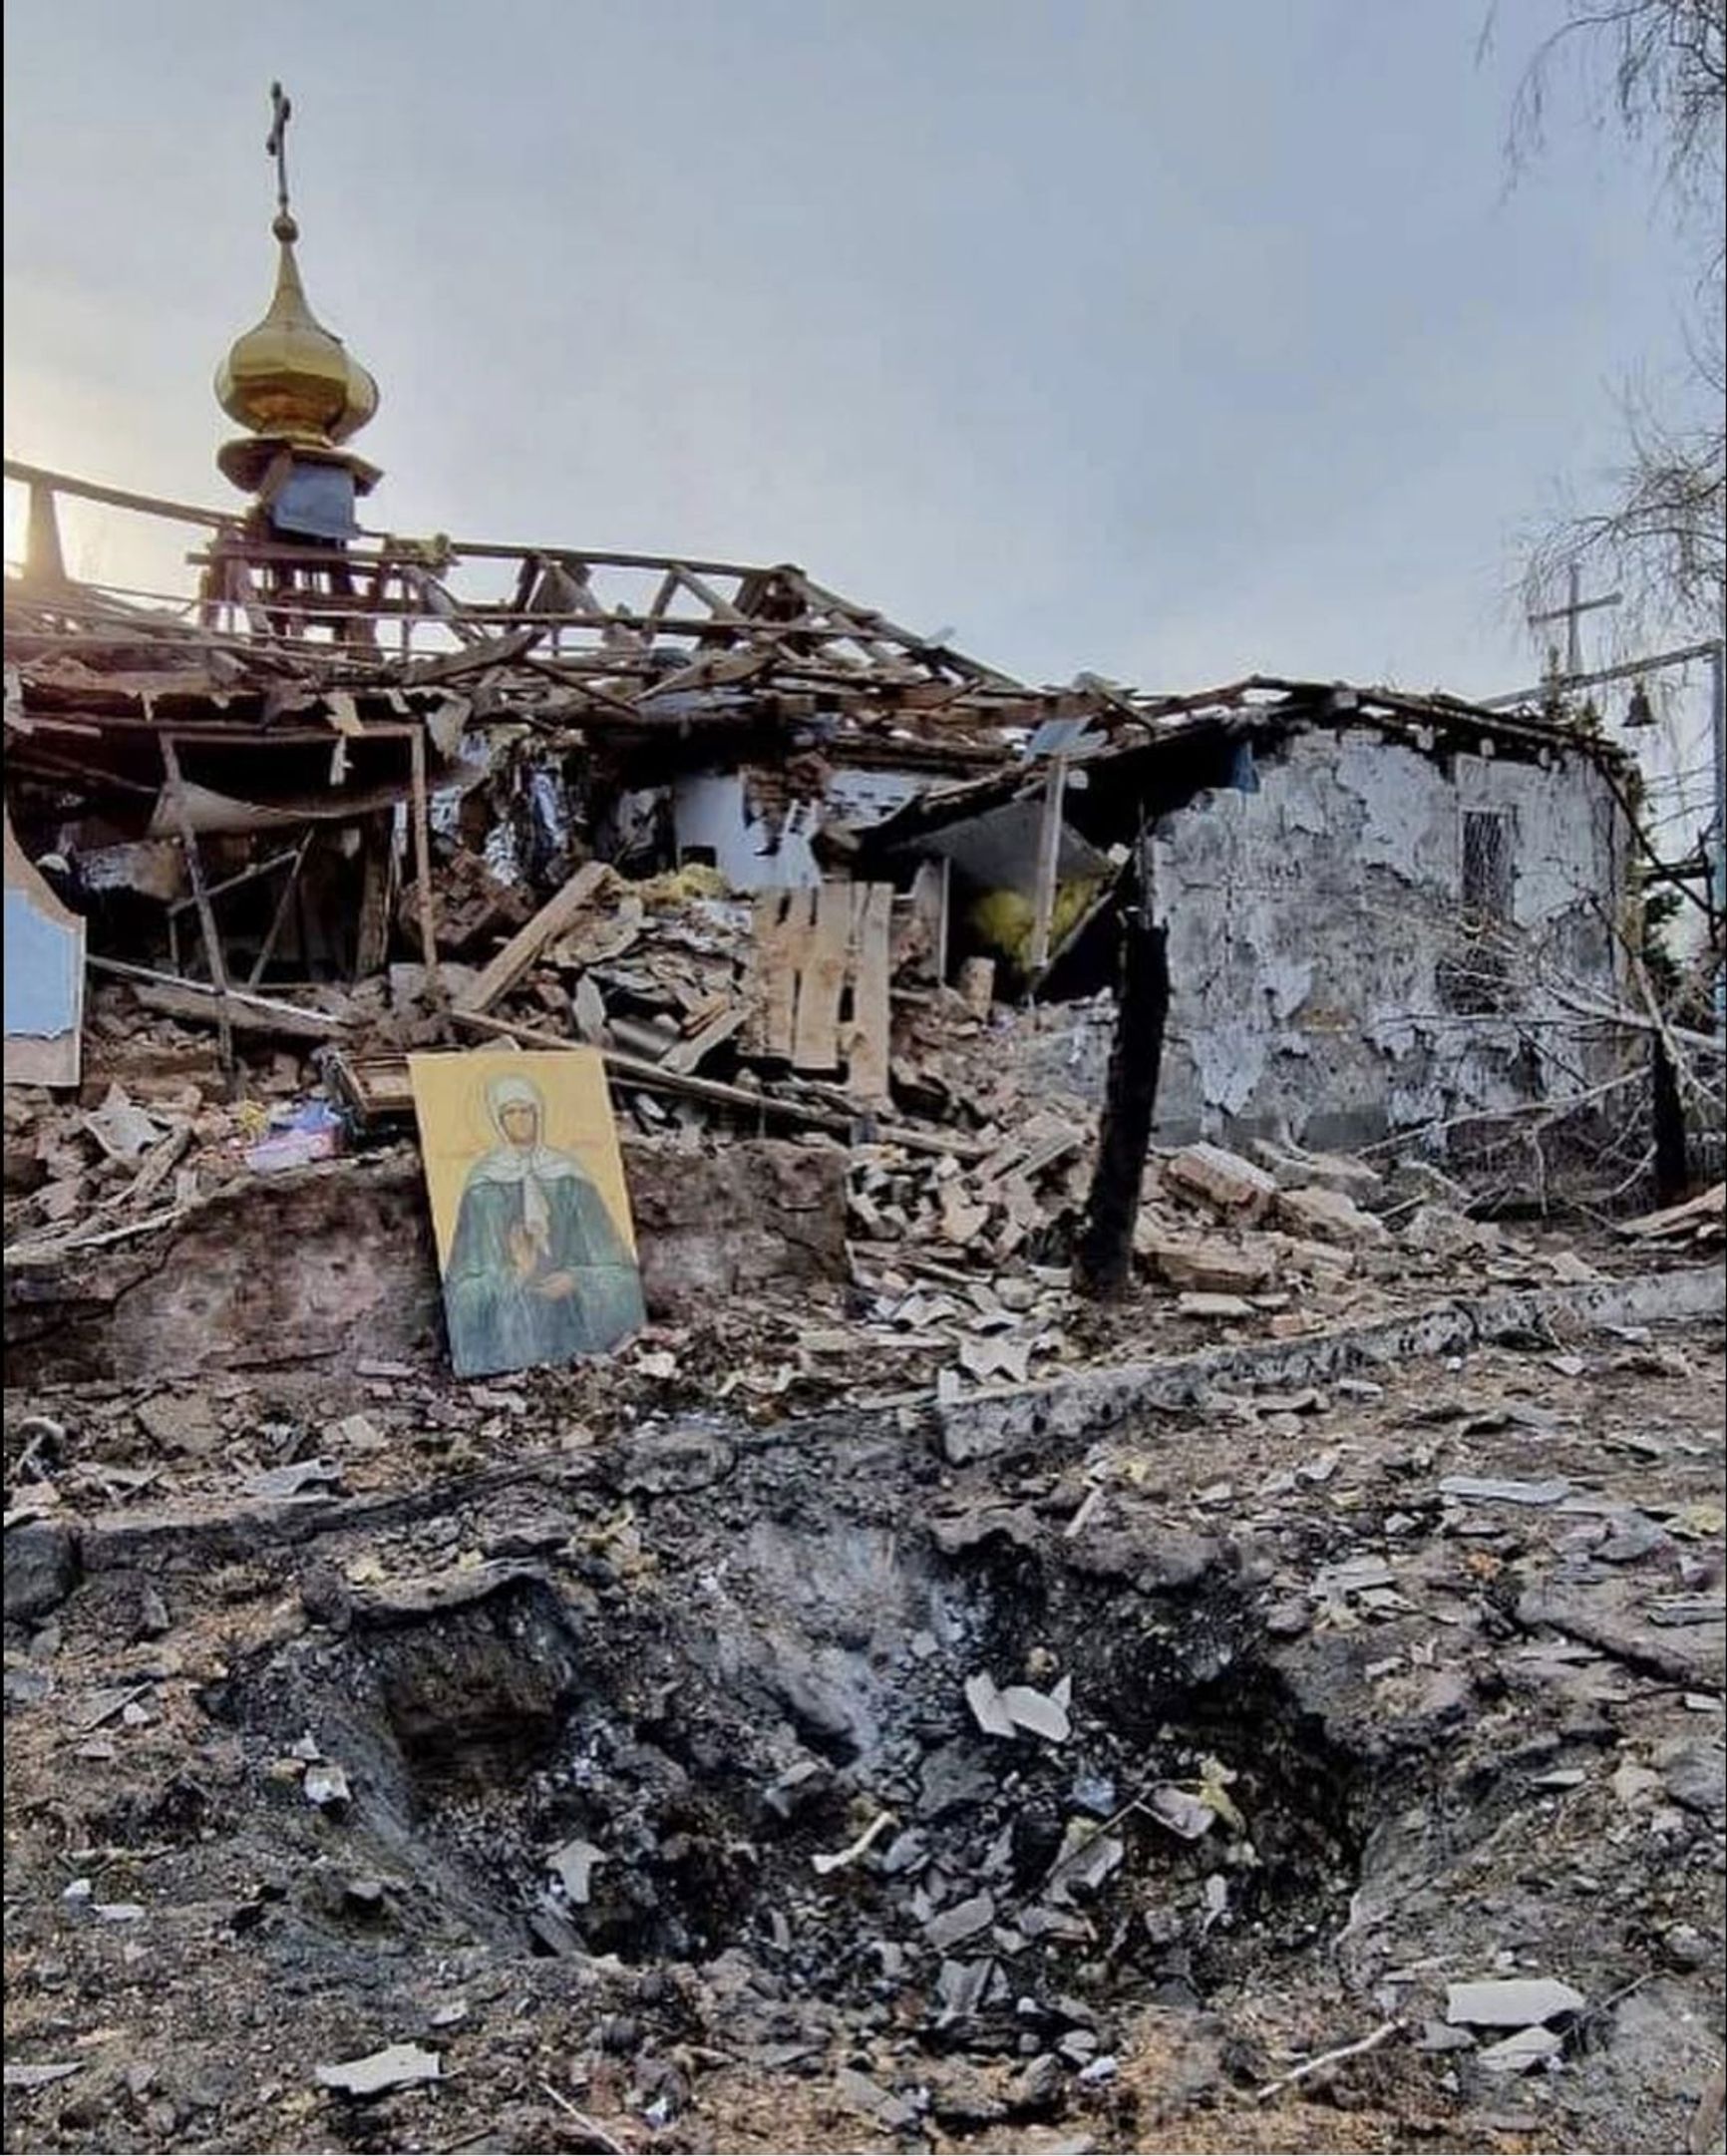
[1462,809,1516,922]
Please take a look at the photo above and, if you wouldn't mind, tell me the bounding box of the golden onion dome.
[215,208,379,449]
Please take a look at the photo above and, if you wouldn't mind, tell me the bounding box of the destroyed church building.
[12,90,1727,2156]
[4,97,1640,1175]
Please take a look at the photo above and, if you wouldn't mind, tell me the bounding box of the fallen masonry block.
[1478,2026,1564,2074]
[1438,1475,1571,1507]
[1274,1183,1388,1245]
[1259,1231,1356,1279]
[1178,1291,1256,1319]
[925,1892,997,1953]
[1250,1140,1384,1199]
[1139,1233,1274,1294]
[1400,1203,1500,1258]
[3,1520,78,1623]
[1165,1143,1278,1219]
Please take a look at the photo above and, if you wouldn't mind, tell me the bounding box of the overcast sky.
[2,0,1714,727]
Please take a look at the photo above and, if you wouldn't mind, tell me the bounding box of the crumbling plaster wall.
[1138,725,1631,1150]
[672,769,923,891]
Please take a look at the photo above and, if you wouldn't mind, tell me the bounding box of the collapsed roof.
[5,463,1630,841]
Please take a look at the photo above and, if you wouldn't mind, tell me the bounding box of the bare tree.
[1490,0,1726,638]
[1524,353,1725,638]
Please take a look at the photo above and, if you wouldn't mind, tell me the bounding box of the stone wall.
[1018,722,1632,1152]
[4,1136,850,1387]
[1150,726,1631,1148]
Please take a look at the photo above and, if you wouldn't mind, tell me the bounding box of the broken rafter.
[447,1009,987,1159]
[86,956,345,1041]
[2,458,237,534]
[453,861,612,1018]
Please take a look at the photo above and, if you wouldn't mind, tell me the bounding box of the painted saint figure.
[443,1073,644,1377]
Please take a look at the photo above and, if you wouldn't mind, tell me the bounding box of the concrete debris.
[1445,1978,1586,2028]
[1177,1290,1256,1319]
[964,1670,1019,1739]
[924,1892,997,1953]
[3,1520,76,1622]
[303,1762,352,1811]
[314,2044,443,2098]
[835,2065,919,2130]
[242,1458,345,1501]
[1048,1821,1126,1897]
[1439,1475,1572,1507]
[1402,1204,1500,1258]
[997,1681,1073,1744]
[935,1956,995,2020]
[1655,1738,1726,1818]
[1252,1140,1384,1199]
[1274,1184,1389,1245]
[547,1837,605,1903]
[1165,1144,1279,1218]
[1146,1785,1215,1841]
[1138,1234,1272,1293]
[1313,1555,1397,1601]
[3,2062,84,2090]
[81,1086,166,1162]
[1477,2026,1566,2073]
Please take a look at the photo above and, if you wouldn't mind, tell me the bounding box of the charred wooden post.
[1651,1035,1689,1202]
[407,726,444,1009]
[1075,898,1170,1299]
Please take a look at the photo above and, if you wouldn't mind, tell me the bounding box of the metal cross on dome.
[264,81,295,234]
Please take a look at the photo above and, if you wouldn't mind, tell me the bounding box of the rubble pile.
[7,917,1719,1451]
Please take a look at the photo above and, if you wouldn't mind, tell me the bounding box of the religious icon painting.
[409,1049,646,1379]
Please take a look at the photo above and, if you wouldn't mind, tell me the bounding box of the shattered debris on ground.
[4,1270,1724,2154]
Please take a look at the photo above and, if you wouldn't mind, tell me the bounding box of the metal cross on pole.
[1528,563,1622,682]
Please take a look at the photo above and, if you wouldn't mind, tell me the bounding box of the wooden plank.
[847,883,893,1104]
[160,736,233,1081]
[669,563,748,623]
[1028,755,1068,976]
[792,882,853,1073]
[352,814,394,978]
[246,834,313,987]
[752,889,804,1062]
[1618,1183,1725,1239]
[453,859,611,1017]
[907,856,950,983]
[407,624,544,686]
[407,727,442,1001]
[662,1001,750,1077]
[1,457,234,532]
